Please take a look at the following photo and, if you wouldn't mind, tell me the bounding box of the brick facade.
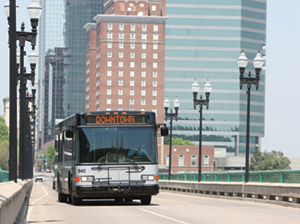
[160,145,215,173]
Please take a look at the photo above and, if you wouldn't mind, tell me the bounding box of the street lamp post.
[163,97,180,180]
[5,0,42,180]
[237,50,264,183]
[191,79,212,182]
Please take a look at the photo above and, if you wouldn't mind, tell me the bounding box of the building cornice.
[94,14,167,24]
[83,23,97,32]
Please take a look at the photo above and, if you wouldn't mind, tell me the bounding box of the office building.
[164,0,267,157]
[38,0,104,145]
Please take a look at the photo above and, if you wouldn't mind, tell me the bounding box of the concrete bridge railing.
[159,180,300,208]
[0,179,33,224]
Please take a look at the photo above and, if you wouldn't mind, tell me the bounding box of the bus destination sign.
[86,114,147,124]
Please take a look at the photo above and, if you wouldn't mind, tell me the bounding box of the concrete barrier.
[0,179,33,224]
[159,180,300,208]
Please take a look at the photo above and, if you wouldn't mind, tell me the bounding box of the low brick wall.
[159,180,300,208]
[0,180,33,224]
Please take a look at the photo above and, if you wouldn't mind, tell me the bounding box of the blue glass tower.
[38,0,104,144]
[164,0,267,155]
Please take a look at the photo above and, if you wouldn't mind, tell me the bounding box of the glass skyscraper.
[164,0,266,155]
[38,0,104,145]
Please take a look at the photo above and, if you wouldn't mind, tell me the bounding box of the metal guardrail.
[159,170,300,183]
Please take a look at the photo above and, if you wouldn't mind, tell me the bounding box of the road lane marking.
[32,185,48,204]
[138,208,190,224]
[27,185,49,221]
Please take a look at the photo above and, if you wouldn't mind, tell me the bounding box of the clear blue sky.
[0,1,299,157]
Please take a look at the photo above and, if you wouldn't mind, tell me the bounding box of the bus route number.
[78,169,86,173]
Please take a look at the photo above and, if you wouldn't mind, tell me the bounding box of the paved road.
[27,174,300,224]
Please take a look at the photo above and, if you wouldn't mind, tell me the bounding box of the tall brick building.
[84,0,167,125]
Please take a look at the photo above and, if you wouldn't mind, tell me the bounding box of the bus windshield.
[76,127,158,164]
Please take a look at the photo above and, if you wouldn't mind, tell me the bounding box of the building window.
[141,90,146,96]
[191,155,196,166]
[142,52,146,58]
[154,24,158,31]
[107,70,112,76]
[130,71,135,77]
[153,62,157,68]
[108,42,112,48]
[153,53,157,59]
[130,52,135,58]
[118,108,122,111]
[107,61,112,67]
[108,23,112,29]
[118,99,123,105]
[166,155,169,166]
[118,70,123,76]
[142,33,147,40]
[141,99,146,105]
[142,24,147,31]
[130,89,134,95]
[179,155,184,166]
[119,52,123,58]
[131,24,135,30]
[142,43,146,49]
[119,32,124,39]
[130,33,135,39]
[153,43,157,50]
[153,71,157,77]
[142,62,146,68]
[204,155,209,166]
[153,33,158,41]
[152,99,157,105]
[152,90,157,96]
[118,89,123,95]
[141,71,146,77]
[153,80,157,87]
[107,98,111,104]
[107,32,112,39]
[119,80,123,86]
[107,108,111,111]
[130,61,135,68]
[107,89,111,95]
[107,51,112,57]
[119,23,124,30]
[130,80,134,86]
[131,43,135,49]
[119,61,123,67]
[152,5,156,11]
[119,42,123,48]
[130,99,134,105]
[107,79,112,86]
[141,80,146,86]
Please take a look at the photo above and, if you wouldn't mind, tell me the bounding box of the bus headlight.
[142,175,158,181]
[81,176,94,182]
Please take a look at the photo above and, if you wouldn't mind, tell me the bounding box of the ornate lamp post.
[191,79,212,182]
[163,97,180,180]
[237,50,264,183]
[5,0,42,180]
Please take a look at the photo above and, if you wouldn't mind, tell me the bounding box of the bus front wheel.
[140,196,151,205]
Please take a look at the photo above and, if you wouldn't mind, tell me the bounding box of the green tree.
[164,137,195,145]
[0,140,9,170]
[46,145,55,170]
[250,149,291,171]
[0,116,9,142]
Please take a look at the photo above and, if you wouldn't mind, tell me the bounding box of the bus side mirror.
[160,126,169,136]
[66,129,73,138]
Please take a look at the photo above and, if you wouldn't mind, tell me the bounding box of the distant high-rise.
[38,0,104,145]
[84,0,166,125]
[164,0,267,156]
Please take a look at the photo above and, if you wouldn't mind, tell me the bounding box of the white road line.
[27,185,49,222]
[138,208,190,224]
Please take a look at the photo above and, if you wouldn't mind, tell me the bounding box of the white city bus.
[54,111,168,205]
